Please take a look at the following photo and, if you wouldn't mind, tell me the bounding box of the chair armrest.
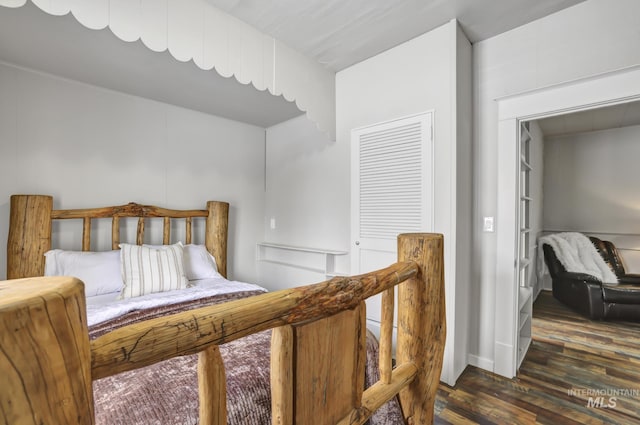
[552,272,604,319]
[558,272,602,285]
[618,274,640,285]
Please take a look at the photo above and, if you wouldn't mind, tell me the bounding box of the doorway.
[494,65,640,378]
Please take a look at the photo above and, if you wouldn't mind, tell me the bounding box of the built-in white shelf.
[518,336,532,366]
[257,242,347,256]
[518,286,533,311]
[256,242,348,278]
[519,313,528,331]
[517,121,534,370]
[517,286,533,367]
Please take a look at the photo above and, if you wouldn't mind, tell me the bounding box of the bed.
[1,194,446,425]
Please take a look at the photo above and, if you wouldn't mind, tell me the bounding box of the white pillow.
[120,242,189,299]
[143,243,221,280]
[44,249,123,297]
[183,244,221,280]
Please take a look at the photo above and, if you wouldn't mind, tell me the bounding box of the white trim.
[496,65,640,103]
[494,65,640,379]
[467,354,494,372]
[498,65,640,121]
[351,109,436,132]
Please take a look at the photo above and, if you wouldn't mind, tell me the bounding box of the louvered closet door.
[351,112,433,327]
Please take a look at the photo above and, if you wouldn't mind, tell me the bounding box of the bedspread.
[90,291,404,425]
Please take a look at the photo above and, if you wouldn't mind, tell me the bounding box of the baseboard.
[467,354,494,372]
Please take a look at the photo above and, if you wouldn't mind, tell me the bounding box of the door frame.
[494,65,640,378]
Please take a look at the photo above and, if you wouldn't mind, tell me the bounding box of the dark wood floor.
[434,291,640,424]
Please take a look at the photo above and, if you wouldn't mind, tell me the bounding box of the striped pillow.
[119,242,189,299]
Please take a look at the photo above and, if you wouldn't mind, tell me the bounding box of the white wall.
[471,0,640,369]
[264,115,348,251]
[544,124,640,233]
[543,124,640,274]
[261,115,349,290]
[0,62,266,282]
[454,22,473,382]
[263,20,472,385]
[337,20,470,385]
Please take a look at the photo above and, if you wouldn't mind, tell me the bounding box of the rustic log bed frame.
[1,194,446,425]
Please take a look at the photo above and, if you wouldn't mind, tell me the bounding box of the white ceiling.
[537,101,640,137]
[0,0,588,128]
[204,0,586,71]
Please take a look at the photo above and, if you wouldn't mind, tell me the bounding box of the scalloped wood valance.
[0,0,336,138]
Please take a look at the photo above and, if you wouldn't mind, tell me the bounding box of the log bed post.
[7,195,53,279]
[205,201,229,278]
[0,276,94,424]
[397,233,446,424]
[198,346,227,425]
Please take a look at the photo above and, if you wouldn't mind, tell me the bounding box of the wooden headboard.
[6,194,229,279]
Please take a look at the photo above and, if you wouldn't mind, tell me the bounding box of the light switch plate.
[483,216,494,232]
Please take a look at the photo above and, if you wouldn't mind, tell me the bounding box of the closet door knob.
[355,241,360,246]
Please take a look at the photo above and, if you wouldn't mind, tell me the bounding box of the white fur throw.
[538,232,618,283]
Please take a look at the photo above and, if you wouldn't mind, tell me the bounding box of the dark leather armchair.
[589,236,640,285]
[543,243,640,321]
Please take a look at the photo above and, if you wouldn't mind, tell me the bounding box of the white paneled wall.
[0,62,265,282]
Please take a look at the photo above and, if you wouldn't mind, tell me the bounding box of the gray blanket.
[90,291,405,424]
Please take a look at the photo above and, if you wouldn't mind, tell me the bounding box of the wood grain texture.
[7,195,229,281]
[163,216,171,244]
[186,217,192,244]
[7,195,52,279]
[354,301,367,408]
[90,261,418,379]
[33,198,211,249]
[433,291,640,424]
[111,216,120,250]
[338,363,419,425]
[51,202,209,219]
[0,277,94,424]
[136,217,145,245]
[271,325,294,425]
[292,307,364,424]
[82,217,91,251]
[198,346,227,425]
[397,233,446,425]
[205,201,229,278]
[380,287,394,384]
